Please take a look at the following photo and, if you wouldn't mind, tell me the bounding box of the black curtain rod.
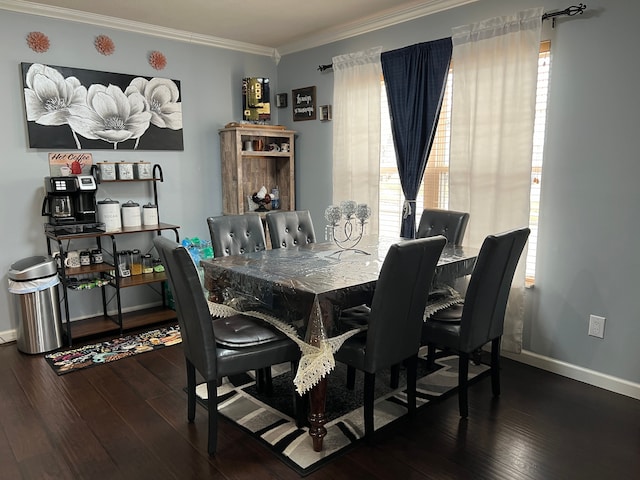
[542,2,586,27]
[317,3,587,71]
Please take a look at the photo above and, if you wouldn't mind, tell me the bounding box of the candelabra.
[324,200,372,255]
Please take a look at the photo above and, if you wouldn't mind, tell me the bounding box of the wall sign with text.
[292,86,316,121]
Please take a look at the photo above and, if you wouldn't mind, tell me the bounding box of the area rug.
[195,350,489,476]
[44,324,181,375]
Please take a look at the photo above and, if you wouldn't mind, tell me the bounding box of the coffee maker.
[42,175,98,225]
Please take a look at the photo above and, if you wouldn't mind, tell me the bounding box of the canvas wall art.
[21,62,183,150]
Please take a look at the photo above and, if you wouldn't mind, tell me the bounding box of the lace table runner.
[207,299,366,395]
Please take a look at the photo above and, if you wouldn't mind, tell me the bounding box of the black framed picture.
[292,86,316,121]
[21,62,184,150]
[319,105,332,121]
[276,93,288,108]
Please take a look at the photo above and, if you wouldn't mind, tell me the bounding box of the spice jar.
[130,249,142,275]
[117,250,132,277]
[142,254,154,274]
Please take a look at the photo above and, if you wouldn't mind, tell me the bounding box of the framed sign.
[292,86,316,121]
[276,93,288,108]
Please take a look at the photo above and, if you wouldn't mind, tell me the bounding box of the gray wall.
[278,0,640,386]
[2,1,639,389]
[0,10,280,327]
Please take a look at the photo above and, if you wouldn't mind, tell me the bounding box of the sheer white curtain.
[332,47,382,234]
[449,8,543,352]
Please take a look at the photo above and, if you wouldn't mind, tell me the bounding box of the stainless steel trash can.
[8,255,63,354]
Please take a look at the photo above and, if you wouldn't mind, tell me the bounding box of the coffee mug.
[268,143,281,152]
[281,143,290,152]
[243,140,253,151]
[60,166,71,176]
[52,251,62,269]
[64,250,81,268]
[91,249,103,264]
[80,250,91,266]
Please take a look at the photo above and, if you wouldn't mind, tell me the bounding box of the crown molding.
[0,0,276,57]
[1,0,477,60]
[276,0,478,56]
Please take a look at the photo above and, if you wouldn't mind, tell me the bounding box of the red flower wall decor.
[27,31,50,53]
[95,35,115,55]
[149,51,167,70]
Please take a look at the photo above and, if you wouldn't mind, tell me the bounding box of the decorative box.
[117,162,134,180]
[134,161,153,179]
[98,162,117,181]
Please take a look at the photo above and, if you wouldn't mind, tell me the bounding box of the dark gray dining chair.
[417,208,470,245]
[154,236,303,455]
[206,213,277,391]
[265,210,316,249]
[206,214,267,257]
[334,236,447,438]
[421,227,530,418]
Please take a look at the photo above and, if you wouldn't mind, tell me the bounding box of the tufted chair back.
[416,208,470,245]
[207,214,267,257]
[265,210,316,249]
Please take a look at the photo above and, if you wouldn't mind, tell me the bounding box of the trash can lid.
[9,255,58,281]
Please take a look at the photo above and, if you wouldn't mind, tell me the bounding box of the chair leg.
[491,337,501,397]
[427,344,437,369]
[363,372,376,438]
[264,367,273,394]
[346,366,356,390]
[458,353,469,418]
[205,380,218,455]
[390,364,400,389]
[186,359,196,423]
[255,367,274,394]
[255,368,265,392]
[405,356,417,416]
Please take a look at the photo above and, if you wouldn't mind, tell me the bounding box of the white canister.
[121,200,141,228]
[97,198,121,232]
[142,203,159,225]
[117,162,134,180]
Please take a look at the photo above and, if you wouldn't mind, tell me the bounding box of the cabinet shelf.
[69,306,176,340]
[220,125,296,215]
[241,151,292,158]
[98,178,157,183]
[63,263,113,277]
[114,271,168,288]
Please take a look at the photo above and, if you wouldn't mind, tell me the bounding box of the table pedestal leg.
[308,377,327,452]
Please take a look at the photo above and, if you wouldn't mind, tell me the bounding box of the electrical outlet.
[588,315,606,339]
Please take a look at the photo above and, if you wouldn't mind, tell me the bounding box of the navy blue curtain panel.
[381,38,452,238]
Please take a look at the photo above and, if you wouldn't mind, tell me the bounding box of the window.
[379,41,551,283]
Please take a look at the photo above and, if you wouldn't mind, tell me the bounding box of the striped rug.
[196,350,489,476]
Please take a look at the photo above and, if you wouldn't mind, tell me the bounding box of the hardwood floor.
[1,340,638,479]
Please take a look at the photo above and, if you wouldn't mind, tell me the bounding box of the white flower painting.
[22,63,183,150]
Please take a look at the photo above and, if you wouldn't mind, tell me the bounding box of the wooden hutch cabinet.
[219,124,295,214]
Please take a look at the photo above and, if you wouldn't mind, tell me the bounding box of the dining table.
[201,235,478,452]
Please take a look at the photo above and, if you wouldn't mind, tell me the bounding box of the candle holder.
[324,200,372,255]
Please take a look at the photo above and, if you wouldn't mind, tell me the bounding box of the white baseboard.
[0,329,17,344]
[502,349,640,400]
